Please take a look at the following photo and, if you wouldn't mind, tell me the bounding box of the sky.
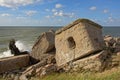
[0,0,119,26]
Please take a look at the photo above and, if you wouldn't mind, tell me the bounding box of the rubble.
[19,63,57,80]
[19,29,57,80]
[104,35,120,53]
[0,19,120,80]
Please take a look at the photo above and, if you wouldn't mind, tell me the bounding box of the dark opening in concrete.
[67,37,76,49]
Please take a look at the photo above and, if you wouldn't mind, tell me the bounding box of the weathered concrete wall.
[0,54,29,73]
[55,19,105,67]
[31,30,55,63]
[63,50,110,72]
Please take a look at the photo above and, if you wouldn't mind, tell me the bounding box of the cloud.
[54,11,63,16]
[1,13,11,17]
[45,15,50,18]
[103,16,120,26]
[90,6,97,11]
[16,16,26,19]
[44,3,75,19]
[92,19,99,22]
[45,9,50,12]
[104,15,115,24]
[108,16,114,22]
[0,0,42,8]
[0,15,44,26]
[25,10,37,16]
[53,10,74,18]
[103,9,109,13]
[52,9,57,12]
[55,4,63,8]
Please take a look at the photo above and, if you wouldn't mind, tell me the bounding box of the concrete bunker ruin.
[55,19,105,66]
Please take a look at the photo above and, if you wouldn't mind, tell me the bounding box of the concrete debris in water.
[9,39,29,56]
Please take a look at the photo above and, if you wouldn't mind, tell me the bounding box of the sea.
[0,27,120,58]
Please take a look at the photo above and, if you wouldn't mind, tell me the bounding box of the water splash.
[15,40,31,52]
[0,50,14,58]
[0,40,31,58]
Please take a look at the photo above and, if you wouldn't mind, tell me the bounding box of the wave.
[0,40,32,58]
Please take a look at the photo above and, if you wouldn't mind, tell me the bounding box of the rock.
[49,29,55,33]
[114,38,120,52]
[104,35,111,38]
[117,52,120,55]
[9,39,21,55]
[55,19,105,67]
[36,64,57,77]
[114,37,120,43]
[19,74,28,80]
[0,54,30,73]
[111,54,120,67]
[14,75,20,80]
[31,30,55,63]
[114,44,120,53]
[19,63,57,80]
[104,36,120,53]
[104,35,116,47]
[63,50,111,72]
[9,39,29,56]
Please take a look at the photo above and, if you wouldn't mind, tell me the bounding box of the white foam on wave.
[15,40,31,52]
[0,50,14,58]
[0,40,32,58]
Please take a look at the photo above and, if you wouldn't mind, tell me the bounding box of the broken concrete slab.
[55,19,105,67]
[30,30,55,63]
[19,63,57,80]
[63,50,111,72]
[0,54,30,73]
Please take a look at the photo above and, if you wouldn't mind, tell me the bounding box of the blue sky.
[0,0,119,26]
